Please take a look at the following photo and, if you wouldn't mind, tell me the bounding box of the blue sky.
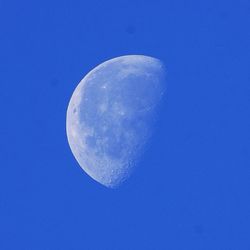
[0,0,249,249]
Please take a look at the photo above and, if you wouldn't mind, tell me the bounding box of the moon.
[66,55,167,188]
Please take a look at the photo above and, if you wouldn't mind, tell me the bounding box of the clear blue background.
[0,0,249,249]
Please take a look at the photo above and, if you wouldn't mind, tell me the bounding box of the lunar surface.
[66,55,167,188]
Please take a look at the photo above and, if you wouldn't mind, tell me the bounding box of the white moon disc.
[66,55,167,188]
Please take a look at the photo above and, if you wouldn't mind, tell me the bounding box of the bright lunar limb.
[66,55,167,188]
